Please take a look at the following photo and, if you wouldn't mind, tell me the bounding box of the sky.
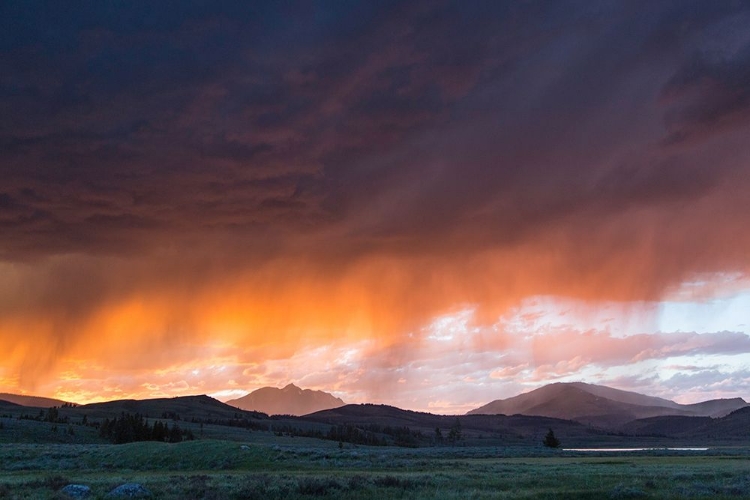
[1,1,750,414]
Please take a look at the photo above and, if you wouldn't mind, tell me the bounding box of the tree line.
[99,412,195,444]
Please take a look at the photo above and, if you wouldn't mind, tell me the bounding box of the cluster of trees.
[220,419,428,448]
[327,425,387,446]
[268,423,323,439]
[384,425,424,447]
[99,412,195,444]
[43,407,61,423]
[181,414,269,432]
[325,423,426,447]
[225,417,271,431]
[17,407,70,424]
[434,419,463,446]
[261,422,388,447]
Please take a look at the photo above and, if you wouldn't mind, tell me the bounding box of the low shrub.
[297,476,343,495]
[345,474,371,490]
[725,477,750,497]
[373,475,426,489]
[232,475,294,500]
[609,484,647,499]
[44,475,70,491]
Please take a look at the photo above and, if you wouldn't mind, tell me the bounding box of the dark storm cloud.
[660,8,750,144]
[307,1,750,258]
[1,1,750,286]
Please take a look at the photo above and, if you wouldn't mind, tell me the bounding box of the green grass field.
[2,413,750,499]
[2,437,750,499]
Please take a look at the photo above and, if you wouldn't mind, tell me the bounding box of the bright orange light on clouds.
[3,211,749,408]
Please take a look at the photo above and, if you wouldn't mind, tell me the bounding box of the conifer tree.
[543,428,560,448]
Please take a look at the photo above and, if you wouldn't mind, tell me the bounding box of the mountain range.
[226,383,345,416]
[2,382,750,446]
[2,381,747,435]
[467,382,747,428]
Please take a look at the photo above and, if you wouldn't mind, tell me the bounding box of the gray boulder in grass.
[106,483,152,498]
[60,484,92,498]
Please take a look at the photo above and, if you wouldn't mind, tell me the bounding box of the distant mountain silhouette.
[680,398,749,417]
[0,399,24,410]
[622,406,750,441]
[226,384,344,416]
[705,406,750,437]
[305,403,440,428]
[621,415,713,437]
[2,390,749,447]
[467,382,748,428]
[80,394,267,420]
[0,393,69,408]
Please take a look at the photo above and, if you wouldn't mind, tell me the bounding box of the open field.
[3,399,750,498]
[1,437,750,499]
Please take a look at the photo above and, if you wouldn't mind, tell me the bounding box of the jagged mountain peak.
[226,384,344,416]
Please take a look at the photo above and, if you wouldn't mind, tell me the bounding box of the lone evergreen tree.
[543,428,560,448]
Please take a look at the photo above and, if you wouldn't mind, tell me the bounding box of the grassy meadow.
[2,412,750,499]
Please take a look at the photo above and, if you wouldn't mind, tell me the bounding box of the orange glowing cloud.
[2,1,750,409]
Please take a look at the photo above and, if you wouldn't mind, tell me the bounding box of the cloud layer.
[1,1,749,406]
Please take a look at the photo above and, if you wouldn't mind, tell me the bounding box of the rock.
[106,483,152,498]
[60,484,92,498]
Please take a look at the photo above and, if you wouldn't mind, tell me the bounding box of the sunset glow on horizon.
[2,1,750,414]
